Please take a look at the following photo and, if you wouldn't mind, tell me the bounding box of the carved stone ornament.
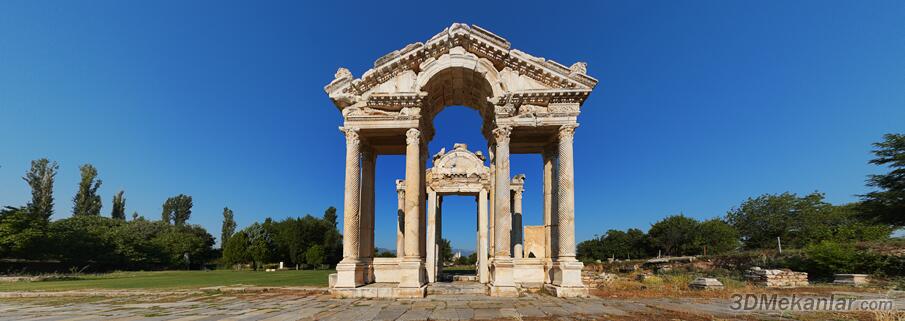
[492,126,513,144]
[558,124,577,139]
[335,67,353,80]
[340,126,360,144]
[569,62,587,75]
[406,128,421,145]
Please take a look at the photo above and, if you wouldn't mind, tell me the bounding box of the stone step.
[426,282,488,295]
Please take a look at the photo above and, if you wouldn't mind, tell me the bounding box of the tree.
[696,219,739,255]
[438,238,453,264]
[578,228,651,261]
[323,206,337,228]
[151,224,215,269]
[111,190,126,220]
[72,164,102,216]
[222,231,251,268]
[305,244,325,268]
[0,206,46,259]
[648,215,700,256]
[221,207,236,248]
[23,158,58,222]
[859,133,905,227]
[727,192,890,250]
[244,223,273,270]
[161,194,192,225]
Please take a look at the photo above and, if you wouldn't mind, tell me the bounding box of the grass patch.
[0,269,333,292]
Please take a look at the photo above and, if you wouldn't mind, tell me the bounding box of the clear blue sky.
[1,1,903,251]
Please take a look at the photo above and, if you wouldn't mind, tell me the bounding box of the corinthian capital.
[558,124,578,140]
[492,126,512,144]
[406,128,421,145]
[340,126,360,144]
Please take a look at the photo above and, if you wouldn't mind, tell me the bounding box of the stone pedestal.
[398,259,425,288]
[548,260,588,297]
[490,258,518,297]
[333,260,367,288]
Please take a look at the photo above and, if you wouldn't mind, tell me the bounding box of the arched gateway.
[324,23,598,298]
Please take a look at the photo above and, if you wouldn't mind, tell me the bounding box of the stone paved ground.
[1,292,903,321]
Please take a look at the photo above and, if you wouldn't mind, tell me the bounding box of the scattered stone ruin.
[746,267,808,288]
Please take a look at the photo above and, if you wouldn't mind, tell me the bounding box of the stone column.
[400,128,425,289]
[360,147,376,283]
[437,196,443,279]
[478,188,489,283]
[419,144,427,260]
[550,124,587,297]
[556,125,577,261]
[335,127,364,288]
[490,126,517,296]
[395,179,405,259]
[425,189,438,283]
[542,148,555,284]
[511,187,523,257]
[487,144,496,258]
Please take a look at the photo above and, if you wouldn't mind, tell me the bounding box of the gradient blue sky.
[1,1,903,251]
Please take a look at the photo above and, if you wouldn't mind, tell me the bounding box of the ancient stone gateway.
[324,23,598,298]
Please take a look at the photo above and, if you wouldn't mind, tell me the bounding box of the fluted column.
[490,126,517,296]
[492,127,512,258]
[395,179,405,259]
[360,148,375,260]
[403,128,422,259]
[488,145,496,257]
[426,190,437,283]
[543,148,555,284]
[557,125,577,261]
[511,188,523,256]
[335,127,365,288]
[340,127,361,261]
[478,188,489,283]
[400,128,425,288]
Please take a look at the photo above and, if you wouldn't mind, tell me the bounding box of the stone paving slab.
[1,292,902,320]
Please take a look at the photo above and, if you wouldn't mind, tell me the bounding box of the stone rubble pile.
[581,270,618,288]
[746,267,808,288]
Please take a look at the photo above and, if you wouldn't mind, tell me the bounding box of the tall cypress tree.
[221,207,237,248]
[72,164,102,216]
[111,190,126,220]
[22,158,58,222]
[161,194,192,225]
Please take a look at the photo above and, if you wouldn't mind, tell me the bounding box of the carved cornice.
[499,89,593,106]
[325,23,599,111]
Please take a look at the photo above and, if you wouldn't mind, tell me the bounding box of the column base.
[543,258,554,284]
[552,259,585,288]
[490,257,518,297]
[544,283,589,298]
[361,257,375,284]
[333,259,367,288]
[398,258,425,288]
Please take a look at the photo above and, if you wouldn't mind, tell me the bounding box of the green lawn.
[0,270,333,292]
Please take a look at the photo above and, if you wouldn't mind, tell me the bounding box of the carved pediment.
[325,23,598,113]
